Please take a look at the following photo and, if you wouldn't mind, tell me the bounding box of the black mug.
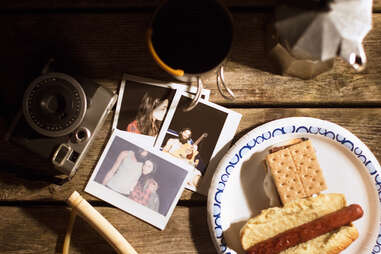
[147,0,235,110]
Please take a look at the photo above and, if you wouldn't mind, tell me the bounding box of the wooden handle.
[66,191,138,254]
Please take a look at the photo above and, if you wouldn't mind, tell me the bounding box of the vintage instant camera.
[6,71,117,178]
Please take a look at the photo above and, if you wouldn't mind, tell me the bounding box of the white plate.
[207,117,381,254]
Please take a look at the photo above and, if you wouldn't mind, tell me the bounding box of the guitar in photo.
[163,129,208,167]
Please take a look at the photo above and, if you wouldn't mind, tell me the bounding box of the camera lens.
[40,94,66,115]
[23,73,87,137]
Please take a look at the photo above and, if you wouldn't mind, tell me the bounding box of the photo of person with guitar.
[162,128,208,167]
[157,94,235,191]
[163,128,208,188]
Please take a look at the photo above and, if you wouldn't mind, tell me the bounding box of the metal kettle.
[267,0,373,79]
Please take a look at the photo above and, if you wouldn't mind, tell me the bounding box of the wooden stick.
[66,191,138,254]
[63,209,77,254]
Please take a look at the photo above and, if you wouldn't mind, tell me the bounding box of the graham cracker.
[288,140,327,197]
[266,149,306,204]
[266,139,327,204]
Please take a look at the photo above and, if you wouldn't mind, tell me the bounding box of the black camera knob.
[74,127,91,143]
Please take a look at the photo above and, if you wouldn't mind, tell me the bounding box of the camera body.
[7,72,117,177]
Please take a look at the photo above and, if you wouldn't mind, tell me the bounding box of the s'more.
[265,138,327,204]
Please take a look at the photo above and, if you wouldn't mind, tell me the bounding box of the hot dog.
[247,204,363,254]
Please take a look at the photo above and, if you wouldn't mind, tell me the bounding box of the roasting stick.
[62,208,77,254]
[63,191,138,254]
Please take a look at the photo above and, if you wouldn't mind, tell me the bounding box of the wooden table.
[1,1,381,253]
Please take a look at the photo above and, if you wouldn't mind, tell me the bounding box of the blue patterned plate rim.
[207,117,381,254]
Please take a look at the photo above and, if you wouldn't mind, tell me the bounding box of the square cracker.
[266,140,327,204]
[288,140,327,197]
[266,149,306,204]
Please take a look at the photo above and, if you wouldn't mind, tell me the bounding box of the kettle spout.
[339,39,367,71]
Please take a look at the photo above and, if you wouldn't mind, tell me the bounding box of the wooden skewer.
[65,191,138,254]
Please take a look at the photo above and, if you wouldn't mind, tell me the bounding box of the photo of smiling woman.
[88,133,189,228]
[126,93,169,137]
[93,135,188,217]
[114,79,176,140]
[101,149,160,212]
[129,175,160,212]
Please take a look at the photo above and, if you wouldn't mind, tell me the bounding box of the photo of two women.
[94,136,188,216]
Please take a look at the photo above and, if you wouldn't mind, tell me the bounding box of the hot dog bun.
[240,193,359,254]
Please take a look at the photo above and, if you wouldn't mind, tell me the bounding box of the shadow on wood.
[188,202,216,254]
[228,12,276,75]
[21,206,116,254]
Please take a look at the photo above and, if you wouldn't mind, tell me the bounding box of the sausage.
[247,204,363,254]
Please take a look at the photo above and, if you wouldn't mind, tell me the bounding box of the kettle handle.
[339,39,367,71]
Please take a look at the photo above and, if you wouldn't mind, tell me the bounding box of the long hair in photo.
[135,93,165,136]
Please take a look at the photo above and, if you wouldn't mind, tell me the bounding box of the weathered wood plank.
[0,1,274,10]
[211,13,381,105]
[2,0,381,12]
[0,206,215,254]
[1,108,380,202]
[0,12,381,115]
[376,0,381,11]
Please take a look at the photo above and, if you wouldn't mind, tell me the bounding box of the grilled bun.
[240,194,359,254]
[281,226,358,254]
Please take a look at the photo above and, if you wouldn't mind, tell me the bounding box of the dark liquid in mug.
[151,0,233,74]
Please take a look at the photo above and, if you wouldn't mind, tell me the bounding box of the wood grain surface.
[1,107,380,202]
[0,12,380,120]
[1,2,380,253]
[2,0,381,11]
[0,206,215,254]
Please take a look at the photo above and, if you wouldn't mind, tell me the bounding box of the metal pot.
[268,0,372,79]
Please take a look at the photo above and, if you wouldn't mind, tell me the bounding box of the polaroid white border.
[155,94,242,195]
[112,77,184,147]
[85,129,191,230]
[112,74,210,136]
[112,78,126,131]
[122,73,211,99]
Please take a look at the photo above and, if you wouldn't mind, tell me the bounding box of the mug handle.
[217,66,235,100]
[183,77,203,112]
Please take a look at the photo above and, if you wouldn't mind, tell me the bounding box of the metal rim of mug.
[23,72,87,137]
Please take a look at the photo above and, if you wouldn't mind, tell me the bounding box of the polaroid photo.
[112,74,210,146]
[85,129,190,230]
[112,77,180,146]
[122,73,211,100]
[155,94,242,194]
